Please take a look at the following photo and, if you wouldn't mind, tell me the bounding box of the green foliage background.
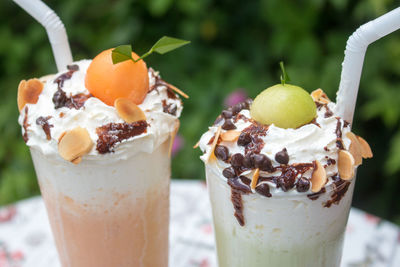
[1,0,400,224]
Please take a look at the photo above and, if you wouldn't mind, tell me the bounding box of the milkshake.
[199,81,372,266]
[17,48,184,266]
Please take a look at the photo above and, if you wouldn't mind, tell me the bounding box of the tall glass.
[205,163,355,267]
[30,137,173,267]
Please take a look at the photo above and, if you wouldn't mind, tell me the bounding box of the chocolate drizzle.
[96,120,148,154]
[323,175,351,207]
[335,118,344,149]
[228,176,251,226]
[241,123,268,154]
[36,116,53,140]
[22,107,29,143]
[162,100,177,116]
[149,68,179,100]
[52,65,92,109]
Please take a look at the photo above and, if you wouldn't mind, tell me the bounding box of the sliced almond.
[114,98,146,123]
[207,126,222,163]
[220,130,241,142]
[193,141,200,149]
[17,79,44,111]
[311,88,330,103]
[357,136,373,158]
[71,157,82,165]
[346,132,362,165]
[58,127,94,163]
[250,168,260,190]
[310,160,327,192]
[166,82,189,99]
[338,150,355,180]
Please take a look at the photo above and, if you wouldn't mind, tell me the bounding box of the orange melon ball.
[85,48,149,106]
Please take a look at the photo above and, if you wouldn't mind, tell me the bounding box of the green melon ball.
[250,84,316,129]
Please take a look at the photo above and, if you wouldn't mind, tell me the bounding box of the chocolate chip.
[222,110,233,119]
[222,167,236,178]
[231,153,244,168]
[275,148,289,165]
[222,119,236,130]
[52,89,68,109]
[237,132,251,146]
[244,98,253,109]
[214,145,229,161]
[67,64,79,71]
[232,103,243,115]
[255,183,272,197]
[253,154,273,172]
[243,153,254,168]
[296,177,311,192]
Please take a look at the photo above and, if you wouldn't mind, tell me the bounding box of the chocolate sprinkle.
[335,118,344,149]
[36,116,53,140]
[162,100,177,116]
[222,119,236,130]
[96,120,148,154]
[255,183,272,197]
[214,145,229,161]
[22,107,30,143]
[275,148,289,165]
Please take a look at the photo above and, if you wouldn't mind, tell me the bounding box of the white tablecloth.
[0,180,399,267]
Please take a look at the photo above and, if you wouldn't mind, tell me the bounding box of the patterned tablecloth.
[0,180,399,267]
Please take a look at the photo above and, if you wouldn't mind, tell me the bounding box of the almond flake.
[356,136,373,159]
[338,150,355,180]
[346,132,362,165]
[250,168,260,190]
[193,141,200,149]
[310,160,327,192]
[311,88,330,103]
[207,126,222,163]
[58,127,94,163]
[17,79,44,111]
[114,98,146,123]
[166,82,189,99]
[71,157,82,165]
[221,130,241,142]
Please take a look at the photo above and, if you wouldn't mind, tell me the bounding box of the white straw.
[13,0,73,72]
[336,7,400,125]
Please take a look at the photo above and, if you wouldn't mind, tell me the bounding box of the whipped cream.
[199,100,352,196]
[18,60,182,161]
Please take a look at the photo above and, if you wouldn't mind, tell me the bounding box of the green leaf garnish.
[112,45,133,64]
[111,36,190,64]
[280,61,291,85]
[150,36,191,54]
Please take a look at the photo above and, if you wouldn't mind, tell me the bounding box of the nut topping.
[114,98,146,123]
[165,82,189,99]
[310,160,327,192]
[58,127,94,163]
[357,136,373,159]
[17,79,44,111]
[346,132,362,165]
[221,130,241,142]
[338,150,355,180]
[207,126,222,162]
[311,88,330,104]
[250,168,260,190]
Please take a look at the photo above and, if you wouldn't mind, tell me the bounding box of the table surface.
[0,180,399,267]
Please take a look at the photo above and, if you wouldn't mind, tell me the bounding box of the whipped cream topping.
[199,100,352,196]
[18,60,182,161]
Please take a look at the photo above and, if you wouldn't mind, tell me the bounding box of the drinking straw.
[13,0,73,72]
[336,7,400,125]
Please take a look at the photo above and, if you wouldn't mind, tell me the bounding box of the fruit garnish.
[85,49,149,106]
[85,36,190,106]
[250,62,317,129]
